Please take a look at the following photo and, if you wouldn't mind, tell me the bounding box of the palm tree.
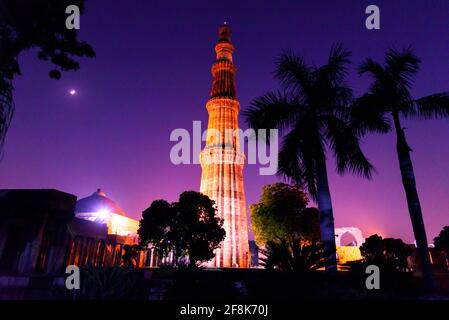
[244,45,373,272]
[353,47,449,288]
[260,238,326,273]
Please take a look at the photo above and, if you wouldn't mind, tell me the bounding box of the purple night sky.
[1,0,448,243]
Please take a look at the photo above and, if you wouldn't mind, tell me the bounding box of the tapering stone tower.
[200,24,250,268]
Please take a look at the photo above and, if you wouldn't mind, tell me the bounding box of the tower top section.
[218,23,231,43]
[210,24,236,99]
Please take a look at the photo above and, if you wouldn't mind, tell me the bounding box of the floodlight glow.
[95,208,110,221]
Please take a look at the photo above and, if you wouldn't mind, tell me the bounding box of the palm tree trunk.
[316,155,338,273]
[392,112,434,289]
[0,72,14,154]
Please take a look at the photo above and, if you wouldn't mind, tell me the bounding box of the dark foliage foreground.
[52,266,149,300]
[10,266,446,300]
[152,267,432,301]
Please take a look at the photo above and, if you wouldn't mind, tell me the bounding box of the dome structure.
[75,189,138,236]
[75,189,126,221]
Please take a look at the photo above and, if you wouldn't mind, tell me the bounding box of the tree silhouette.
[434,226,449,270]
[0,0,95,153]
[138,191,225,268]
[353,48,449,288]
[244,45,373,272]
[138,199,173,257]
[360,234,413,272]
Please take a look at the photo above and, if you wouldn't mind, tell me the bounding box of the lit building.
[75,189,139,237]
[0,189,159,276]
[199,24,250,268]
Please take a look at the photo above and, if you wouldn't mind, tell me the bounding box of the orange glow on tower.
[200,24,250,268]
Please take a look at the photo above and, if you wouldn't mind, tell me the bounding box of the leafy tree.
[138,191,226,268]
[260,237,325,273]
[138,199,173,256]
[360,234,413,272]
[244,45,373,272]
[382,238,413,272]
[0,0,95,152]
[434,226,449,269]
[249,183,320,246]
[353,48,449,287]
[359,234,384,266]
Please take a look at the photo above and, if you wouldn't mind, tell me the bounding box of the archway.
[335,227,364,246]
[340,232,357,246]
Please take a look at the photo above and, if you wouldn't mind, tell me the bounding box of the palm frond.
[351,94,391,135]
[292,240,326,271]
[324,115,374,179]
[277,127,307,188]
[358,58,385,79]
[243,90,298,133]
[317,43,351,84]
[277,120,322,200]
[404,92,449,119]
[385,47,420,90]
[313,45,352,112]
[274,51,312,95]
[260,238,326,273]
[332,86,353,107]
[358,58,391,103]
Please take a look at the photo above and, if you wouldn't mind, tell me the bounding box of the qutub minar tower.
[200,24,250,268]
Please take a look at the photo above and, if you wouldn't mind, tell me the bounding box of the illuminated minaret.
[200,24,250,268]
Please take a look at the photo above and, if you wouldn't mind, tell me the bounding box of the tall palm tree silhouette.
[353,47,449,288]
[244,45,373,272]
